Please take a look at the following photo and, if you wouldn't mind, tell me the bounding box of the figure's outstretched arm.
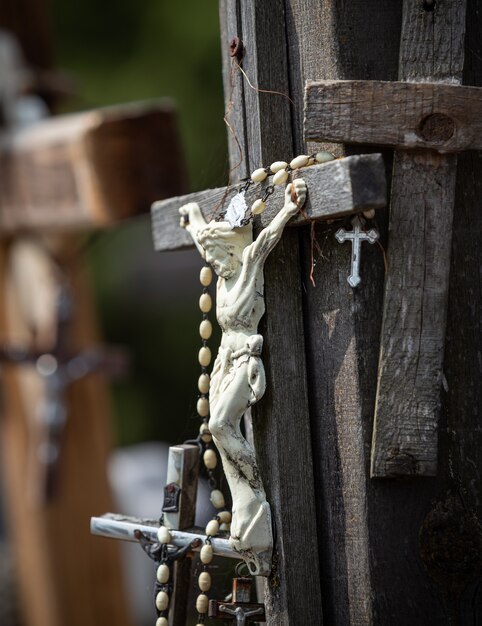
[244,179,307,266]
[179,202,208,258]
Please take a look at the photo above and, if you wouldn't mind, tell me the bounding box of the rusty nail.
[229,37,244,61]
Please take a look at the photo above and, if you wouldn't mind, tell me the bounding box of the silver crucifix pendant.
[335,215,379,287]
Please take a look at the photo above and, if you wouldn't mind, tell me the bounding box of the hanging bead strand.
[245,151,335,217]
[154,527,172,626]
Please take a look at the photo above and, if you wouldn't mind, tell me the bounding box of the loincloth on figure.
[210,334,266,406]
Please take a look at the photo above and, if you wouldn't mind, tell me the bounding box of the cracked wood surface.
[370,0,467,477]
[305,80,482,154]
[151,154,386,252]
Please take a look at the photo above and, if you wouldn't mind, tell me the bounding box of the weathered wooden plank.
[286,2,406,624]
[370,0,467,478]
[304,80,482,153]
[151,153,386,252]
[0,101,186,233]
[218,1,323,624]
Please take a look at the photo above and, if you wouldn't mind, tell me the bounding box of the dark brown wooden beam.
[151,153,386,252]
[304,80,482,154]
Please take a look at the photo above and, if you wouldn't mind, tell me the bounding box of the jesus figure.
[179,178,306,575]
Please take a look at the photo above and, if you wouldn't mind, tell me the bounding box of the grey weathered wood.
[218,2,323,624]
[151,154,386,252]
[289,0,475,623]
[370,0,467,478]
[286,1,404,624]
[304,80,482,153]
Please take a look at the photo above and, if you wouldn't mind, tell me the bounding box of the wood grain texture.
[0,101,186,233]
[370,0,467,478]
[286,0,467,623]
[285,1,405,624]
[219,2,323,623]
[304,80,482,153]
[151,154,386,252]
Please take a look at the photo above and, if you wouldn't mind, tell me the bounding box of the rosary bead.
[251,167,268,182]
[315,151,335,163]
[218,510,232,523]
[200,543,214,564]
[203,448,217,469]
[273,169,289,185]
[270,160,288,173]
[290,154,310,169]
[220,522,231,532]
[199,422,212,442]
[199,319,212,340]
[205,519,220,537]
[210,489,225,509]
[251,199,266,215]
[196,593,209,614]
[199,346,211,367]
[155,591,169,612]
[156,618,168,626]
[197,397,209,417]
[363,208,376,219]
[198,571,212,591]
[156,563,170,584]
[157,526,172,544]
[198,373,210,394]
[200,266,213,286]
[199,293,212,313]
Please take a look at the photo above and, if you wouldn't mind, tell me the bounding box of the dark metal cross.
[0,283,127,501]
[209,577,266,625]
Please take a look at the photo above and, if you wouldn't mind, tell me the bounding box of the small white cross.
[335,215,379,287]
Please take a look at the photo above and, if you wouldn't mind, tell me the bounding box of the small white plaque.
[225,192,248,228]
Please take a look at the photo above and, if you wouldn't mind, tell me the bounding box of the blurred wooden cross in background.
[0,5,187,626]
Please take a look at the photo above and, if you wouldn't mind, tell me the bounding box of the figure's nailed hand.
[285,178,307,215]
[179,202,197,228]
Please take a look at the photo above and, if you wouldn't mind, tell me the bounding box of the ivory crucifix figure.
[179,178,306,576]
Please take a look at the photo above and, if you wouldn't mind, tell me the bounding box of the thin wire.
[234,60,295,107]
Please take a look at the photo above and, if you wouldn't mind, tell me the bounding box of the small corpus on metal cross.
[0,283,127,501]
[335,215,379,287]
[209,577,266,625]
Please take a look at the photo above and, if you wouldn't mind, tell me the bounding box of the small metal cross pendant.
[335,215,379,287]
[209,577,266,625]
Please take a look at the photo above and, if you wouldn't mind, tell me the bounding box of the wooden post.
[219,3,322,623]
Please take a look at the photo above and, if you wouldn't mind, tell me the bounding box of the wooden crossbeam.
[0,100,186,233]
[151,153,386,252]
[305,80,482,154]
[90,514,241,560]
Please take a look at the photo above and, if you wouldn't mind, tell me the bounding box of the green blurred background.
[52,0,227,447]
